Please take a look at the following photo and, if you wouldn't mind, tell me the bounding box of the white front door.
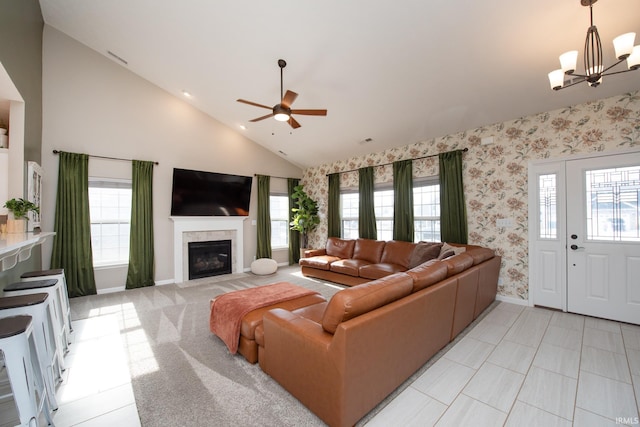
[565,153,640,325]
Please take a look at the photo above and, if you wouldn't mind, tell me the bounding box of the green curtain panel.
[287,178,300,264]
[439,150,468,244]
[393,159,414,242]
[358,166,377,239]
[50,151,97,297]
[256,174,272,259]
[126,160,155,289]
[327,173,341,238]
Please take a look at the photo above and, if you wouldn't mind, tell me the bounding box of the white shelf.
[0,231,54,271]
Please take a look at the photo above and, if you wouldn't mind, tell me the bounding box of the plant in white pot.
[3,198,39,233]
[290,185,320,258]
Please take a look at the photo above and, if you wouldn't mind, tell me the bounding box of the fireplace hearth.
[188,240,232,280]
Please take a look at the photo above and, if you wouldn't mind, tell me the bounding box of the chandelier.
[548,0,640,90]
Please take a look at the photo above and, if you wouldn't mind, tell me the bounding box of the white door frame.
[528,148,640,311]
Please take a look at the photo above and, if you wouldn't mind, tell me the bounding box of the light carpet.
[69,267,496,427]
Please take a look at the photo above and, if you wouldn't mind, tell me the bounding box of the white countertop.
[0,231,55,271]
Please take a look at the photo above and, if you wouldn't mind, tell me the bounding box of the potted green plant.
[290,185,320,256]
[3,198,39,233]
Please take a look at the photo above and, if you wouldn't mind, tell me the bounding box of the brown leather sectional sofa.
[255,241,501,427]
[300,237,452,286]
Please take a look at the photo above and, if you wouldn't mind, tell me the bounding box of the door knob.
[570,244,584,250]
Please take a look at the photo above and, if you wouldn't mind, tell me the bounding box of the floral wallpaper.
[301,91,640,300]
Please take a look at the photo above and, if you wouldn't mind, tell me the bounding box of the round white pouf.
[251,258,278,275]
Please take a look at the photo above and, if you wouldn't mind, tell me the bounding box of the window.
[340,192,359,239]
[374,188,394,241]
[539,174,557,239]
[339,177,442,242]
[585,166,639,242]
[89,178,132,266]
[413,178,441,242]
[270,194,289,248]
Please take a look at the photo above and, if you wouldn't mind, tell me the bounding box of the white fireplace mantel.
[170,216,247,283]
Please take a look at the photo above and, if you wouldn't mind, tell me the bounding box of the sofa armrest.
[304,248,327,257]
[261,309,342,424]
[262,308,332,351]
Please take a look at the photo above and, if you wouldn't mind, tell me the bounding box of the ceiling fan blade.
[290,109,327,116]
[288,116,301,129]
[281,90,298,108]
[249,113,274,122]
[237,99,272,110]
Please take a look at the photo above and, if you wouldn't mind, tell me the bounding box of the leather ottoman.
[210,285,326,363]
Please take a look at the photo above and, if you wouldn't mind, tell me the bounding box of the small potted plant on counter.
[3,198,39,233]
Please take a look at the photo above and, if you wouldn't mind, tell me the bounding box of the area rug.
[69,267,497,427]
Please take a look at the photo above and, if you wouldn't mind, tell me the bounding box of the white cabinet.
[0,148,7,216]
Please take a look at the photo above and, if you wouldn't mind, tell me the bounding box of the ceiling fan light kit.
[237,59,327,129]
[548,0,640,91]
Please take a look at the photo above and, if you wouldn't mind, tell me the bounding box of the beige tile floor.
[51,314,141,426]
[366,302,640,427]
[4,302,639,426]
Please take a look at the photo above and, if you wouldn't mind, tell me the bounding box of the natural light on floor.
[88,303,159,378]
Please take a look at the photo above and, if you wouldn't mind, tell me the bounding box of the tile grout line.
[620,324,640,416]
[502,307,554,424]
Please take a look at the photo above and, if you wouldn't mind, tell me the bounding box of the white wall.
[41,26,301,290]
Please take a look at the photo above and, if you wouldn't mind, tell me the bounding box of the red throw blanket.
[209,282,319,354]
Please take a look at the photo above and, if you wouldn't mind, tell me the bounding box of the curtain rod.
[325,147,468,176]
[52,149,159,165]
[254,174,301,181]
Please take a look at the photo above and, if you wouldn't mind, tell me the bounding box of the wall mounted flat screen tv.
[170,168,253,216]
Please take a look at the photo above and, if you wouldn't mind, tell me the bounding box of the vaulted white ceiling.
[39,0,640,168]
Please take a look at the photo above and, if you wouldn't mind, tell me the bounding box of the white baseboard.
[496,294,530,306]
[97,278,174,294]
[97,286,125,295]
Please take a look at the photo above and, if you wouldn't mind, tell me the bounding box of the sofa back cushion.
[380,240,417,269]
[353,239,386,264]
[465,247,495,265]
[325,237,356,259]
[406,260,449,292]
[443,253,474,276]
[322,272,413,334]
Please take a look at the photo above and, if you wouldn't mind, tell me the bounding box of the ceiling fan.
[237,59,327,129]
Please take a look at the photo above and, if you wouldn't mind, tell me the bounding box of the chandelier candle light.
[548,0,640,90]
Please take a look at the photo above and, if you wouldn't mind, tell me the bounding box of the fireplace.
[188,240,232,280]
[171,216,247,283]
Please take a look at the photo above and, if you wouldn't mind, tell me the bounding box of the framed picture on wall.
[27,161,42,232]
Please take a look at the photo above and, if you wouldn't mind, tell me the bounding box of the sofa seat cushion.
[406,260,449,292]
[292,301,328,323]
[353,238,386,264]
[255,302,327,348]
[326,237,356,258]
[322,273,414,334]
[330,259,372,277]
[238,293,327,339]
[380,240,417,269]
[299,255,341,271]
[359,263,407,280]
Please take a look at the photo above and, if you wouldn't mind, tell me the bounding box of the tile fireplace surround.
[170,216,247,283]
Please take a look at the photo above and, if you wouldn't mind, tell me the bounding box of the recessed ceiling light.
[182,90,192,98]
